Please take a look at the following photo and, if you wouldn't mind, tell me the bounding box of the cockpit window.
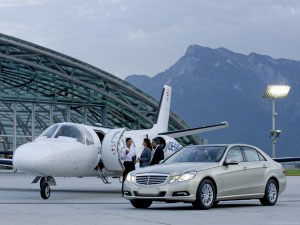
[40,124,60,138]
[54,125,84,144]
[82,127,94,145]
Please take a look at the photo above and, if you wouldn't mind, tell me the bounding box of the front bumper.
[123,180,197,202]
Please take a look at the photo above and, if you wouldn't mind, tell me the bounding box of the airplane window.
[82,127,94,145]
[54,125,84,144]
[40,124,59,138]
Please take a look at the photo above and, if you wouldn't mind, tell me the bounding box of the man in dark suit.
[150,138,164,165]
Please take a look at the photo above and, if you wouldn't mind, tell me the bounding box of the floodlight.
[263,84,291,158]
[263,85,290,99]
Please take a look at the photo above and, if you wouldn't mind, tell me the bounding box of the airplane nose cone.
[13,143,54,174]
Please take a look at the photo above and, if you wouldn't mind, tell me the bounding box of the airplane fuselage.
[13,123,182,178]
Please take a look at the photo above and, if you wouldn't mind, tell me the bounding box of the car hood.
[132,162,219,176]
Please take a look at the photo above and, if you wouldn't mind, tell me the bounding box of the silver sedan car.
[123,144,286,209]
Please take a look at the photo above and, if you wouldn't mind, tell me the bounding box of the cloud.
[127,29,148,41]
[0,0,43,7]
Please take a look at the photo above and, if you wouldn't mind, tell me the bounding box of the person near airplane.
[138,138,152,168]
[150,138,164,165]
[120,137,137,195]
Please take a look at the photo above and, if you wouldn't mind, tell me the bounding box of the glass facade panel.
[16,102,32,137]
[35,103,50,137]
[0,136,13,151]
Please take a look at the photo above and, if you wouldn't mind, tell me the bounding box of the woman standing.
[138,138,152,168]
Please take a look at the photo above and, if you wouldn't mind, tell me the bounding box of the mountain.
[126,45,300,157]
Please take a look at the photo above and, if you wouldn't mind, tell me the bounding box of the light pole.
[263,85,290,158]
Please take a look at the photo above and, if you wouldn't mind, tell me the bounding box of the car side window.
[258,152,267,161]
[226,147,244,163]
[243,147,260,162]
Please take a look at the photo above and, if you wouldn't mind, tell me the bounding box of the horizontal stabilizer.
[273,157,300,163]
[0,159,13,167]
[159,121,229,138]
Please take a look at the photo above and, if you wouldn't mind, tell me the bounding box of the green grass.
[285,169,300,176]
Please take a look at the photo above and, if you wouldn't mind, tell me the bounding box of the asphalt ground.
[0,172,299,225]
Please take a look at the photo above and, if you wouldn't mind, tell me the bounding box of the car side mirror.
[223,159,239,166]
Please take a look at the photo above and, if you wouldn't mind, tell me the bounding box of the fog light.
[172,191,190,196]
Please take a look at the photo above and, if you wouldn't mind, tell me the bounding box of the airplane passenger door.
[101,128,126,172]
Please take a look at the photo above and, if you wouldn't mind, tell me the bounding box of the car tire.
[193,179,215,210]
[130,199,152,209]
[260,179,278,206]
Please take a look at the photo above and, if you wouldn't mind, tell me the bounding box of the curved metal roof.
[0,33,199,145]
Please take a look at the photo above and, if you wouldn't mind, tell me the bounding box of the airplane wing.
[158,121,229,138]
[273,157,300,163]
[0,159,13,167]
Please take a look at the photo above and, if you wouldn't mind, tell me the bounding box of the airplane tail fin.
[150,85,229,138]
[151,85,171,133]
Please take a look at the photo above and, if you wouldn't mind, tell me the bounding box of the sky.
[0,0,299,79]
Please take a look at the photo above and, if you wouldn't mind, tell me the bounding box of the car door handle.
[243,167,247,170]
[262,165,267,168]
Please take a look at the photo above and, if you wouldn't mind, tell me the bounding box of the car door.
[101,128,126,172]
[242,146,267,194]
[218,146,249,198]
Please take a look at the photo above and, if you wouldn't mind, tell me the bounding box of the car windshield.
[164,146,227,163]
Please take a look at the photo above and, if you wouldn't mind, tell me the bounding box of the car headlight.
[169,171,197,183]
[125,173,136,183]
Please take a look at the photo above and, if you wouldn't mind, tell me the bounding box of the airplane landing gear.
[40,182,51,199]
[40,177,46,188]
[38,176,56,199]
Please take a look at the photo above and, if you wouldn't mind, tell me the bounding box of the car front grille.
[135,173,169,185]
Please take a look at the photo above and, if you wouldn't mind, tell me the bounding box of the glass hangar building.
[0,33,199,153]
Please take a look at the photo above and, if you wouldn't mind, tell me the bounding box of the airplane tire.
[40,177,46,188]
[260,179,278,206]
[130,199,152,208]
[40,183,51,199]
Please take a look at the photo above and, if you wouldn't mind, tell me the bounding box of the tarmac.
[0,171,299,225]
